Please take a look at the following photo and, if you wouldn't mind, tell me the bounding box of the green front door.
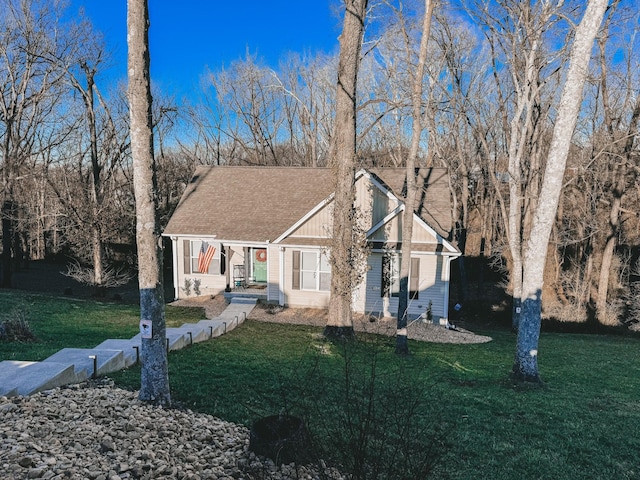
[253,248,267,283]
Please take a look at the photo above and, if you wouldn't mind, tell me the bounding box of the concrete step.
[44,348,125,378]
[174,324,210,344]
[217,297,257,321]
[94,339,141,367]
[2,387,19,398]
[0,360,80,397]
[197,319,230,338]
[130,330,189,352]
[0,296,257,398]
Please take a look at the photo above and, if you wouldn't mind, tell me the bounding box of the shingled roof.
[368,167,453,237]
[163,166,452,242]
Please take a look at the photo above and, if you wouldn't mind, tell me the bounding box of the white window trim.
[299,250,331,292]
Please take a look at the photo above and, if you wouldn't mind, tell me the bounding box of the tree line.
[1,0,638,333]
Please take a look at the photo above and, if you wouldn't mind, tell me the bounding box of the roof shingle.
[163,166,452,242]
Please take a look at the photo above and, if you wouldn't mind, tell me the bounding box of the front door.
[253,248,267,283]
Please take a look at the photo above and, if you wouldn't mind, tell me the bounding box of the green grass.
[2,291,640,479]
[0,291,205,362]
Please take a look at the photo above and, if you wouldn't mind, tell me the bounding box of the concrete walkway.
[0,297,258,398]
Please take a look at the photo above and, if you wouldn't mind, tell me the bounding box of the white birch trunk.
[513,0,609,382]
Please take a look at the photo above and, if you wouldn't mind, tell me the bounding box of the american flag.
[198,242,216,273]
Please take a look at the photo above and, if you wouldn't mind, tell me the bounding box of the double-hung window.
[183,240,224,275]
[292,250,331,291]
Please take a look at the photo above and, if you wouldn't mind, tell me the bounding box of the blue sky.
[68,1,343,101]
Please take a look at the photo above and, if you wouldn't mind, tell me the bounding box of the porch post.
[225,245,231,291]
[244,246,250,284]
[279,246,285,306]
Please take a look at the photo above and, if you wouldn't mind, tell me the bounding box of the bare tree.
[513,0,609,383]
[592,3,640,323]
[274,52,337,166]
[394,0,436,355]
[127,0,170,406]
[472,0,571,331]
[0,0,66,286]
[325,0,369,338]
[45,22,135,293]
[205,55,289,166]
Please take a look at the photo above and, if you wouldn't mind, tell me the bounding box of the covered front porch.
[223,285,268,303]
[225,244,269,292]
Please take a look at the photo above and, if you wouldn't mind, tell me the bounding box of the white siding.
[370,215,438,245]
[363,252,449,322]
[173,237,227,299]
[370,215,402,243]
[411,217,438,244]
[355,175,400,230]
[281,247,331,308]
[289,203,333,238]
[267,245,280,302]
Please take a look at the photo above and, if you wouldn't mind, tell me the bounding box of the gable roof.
[163,166,452,243]
[366,167,453,237]
[163,166,335,242]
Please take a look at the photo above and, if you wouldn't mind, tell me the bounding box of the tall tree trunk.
[396,0,435,355]
[512,0,609,383]
[127,0,171,406]
[1,200,15,288]
[325,0,368,339]
[84,65,105,290]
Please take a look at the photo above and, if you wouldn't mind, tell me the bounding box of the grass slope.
[0,291,203,361]
[2,291,639,478]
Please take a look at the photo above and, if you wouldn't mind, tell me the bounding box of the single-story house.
[162,166,461,323]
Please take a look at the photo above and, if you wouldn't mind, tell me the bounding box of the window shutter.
[381,255,390,297]
[410,257,420,300]
[292,250,300,290]
[183,240,191,274]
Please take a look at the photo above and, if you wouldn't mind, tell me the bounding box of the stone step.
[94,339,141,367]
[130,329,190,352]
[0,296,258,398]
[197,319,230,338]
[44,348,125,378]
[174,324,210,344]
[0,360,80,397]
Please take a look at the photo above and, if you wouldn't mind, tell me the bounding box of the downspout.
[171,236,179,300]
[442,254,453,322]
[279,246,285,306]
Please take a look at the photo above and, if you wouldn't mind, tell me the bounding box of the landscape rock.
[0,380,344,479]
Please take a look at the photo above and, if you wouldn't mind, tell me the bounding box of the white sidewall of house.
[173,237,228,299]
[363,252,450,322]
[281,247,331,308]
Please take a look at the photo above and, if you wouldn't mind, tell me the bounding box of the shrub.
[251,334,453,479]
[182,278,192,296]
[0,305,37,342]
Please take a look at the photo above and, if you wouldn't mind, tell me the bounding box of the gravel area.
[0,380,343,480]
[171,295,492,345]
